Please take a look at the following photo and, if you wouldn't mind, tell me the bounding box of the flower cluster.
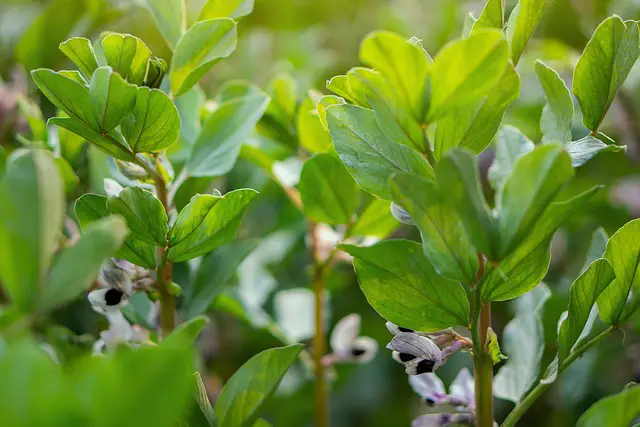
[386,322,472,375]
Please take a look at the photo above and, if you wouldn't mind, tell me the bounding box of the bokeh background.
[2,0,640,425]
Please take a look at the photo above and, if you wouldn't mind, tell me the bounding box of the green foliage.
[535,60,573,143]
[509,0,553,63]
[144,0,184,48]
[577,385,640,427]
[472,0,504,33]
[198,0,255,21]
[342,240,470,331]
[102,34,152,86]
[59,37,99,78]
[107,186,168,245]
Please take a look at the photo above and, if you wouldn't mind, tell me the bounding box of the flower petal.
[385,321,416,335]
[349,336,378,363]
[409,373,446,400]
[405,357,441,375]
[388,332,443,360]
[330,313,361,354]
[391,202,414,224]
[449,368,474,405]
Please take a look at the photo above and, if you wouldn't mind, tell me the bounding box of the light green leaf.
[170,18,237,96]
[49,117,135,161]
[497,144,573,258]
[121,87,180,153]
[0,147,6,178]
[486,327,507,364]
[428,29,509,121]
[359,31,430,115]
[299,153,360,225]
[184,240,256,318]
[535,60,574,143]
[296,95,332,153]
[89,67,138,133]
[558,258,615,363]
[198,0,254,20]
[164,316,210,347]
[75,194,156,268]
[107,187,168,245]
[369,94,426,152]
[187,91,269,177]
[487,125,535,199]
[566,135,625,167]
[40,216,128,312]
[102,33,152,86]
[341,240,470,331]
[350,198,399,238]
[214,344,304,427]
[253,419,272,427]
[573,16,640,132]
[326,104,433,200]
[472,0,504,33]
[144,0,184,48]
[0,150,64,312]
[577,385,640,427]
[434,65,520,159]
[390,173,478,284]
[598,218,640,324]
[494,284,550,403]
[59,37,99,78]
[436,148,498,260]
[326,75,361,106]
[481,187,600,301]
[168,189,258,262]
[31,68,100,130]
[317,95,345,131]
[510,0,553,63]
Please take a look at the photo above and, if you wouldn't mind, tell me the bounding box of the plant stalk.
[501,326,616,427]
[153,166,175,336]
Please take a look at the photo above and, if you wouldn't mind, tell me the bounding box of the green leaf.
[472,0,504,33]
[214,344,304,427]
[558,258,615,363]
[390,173,478,284]
[598,218,640,324]
[107,186,168,245]
[359,31,430,115]
[494,284,550,403]
[535,60,574,143]
[75,194,156,268]
[164,316,210,347]
[326,104,433,200]
[49,117,135,161]
[350,198,399,238]
[187,91,269,177]
[102,33,152,86]
[184,240,256,318]
[168,189,258,262]
[31,68,100,130]
[577,385,640,427]
[121,87,181,153]
[427,29,509,121]
[487,125,535,199]
[341,240,470,331]
[296,95,333,153]
[497,144,573,258]
[55,156,79,195]
[436,148,498,260]
[566,135,625,167]
[187,372,216,427]
[198,0,254,20]
[369,93,426,152]
[509,0,553,63]
[0,147,6,178]
[573,16,640,132]
[434,65,520,159]
[144,0,184,48]
[481,187,600,301]
[59,37,99,78]
[317,95,345,130]
[89,67,138,133]
[40,216,128,312]
[170,18,237,96]
[0,150,64,312]
[253,419,272,427]
[299,153,360,225]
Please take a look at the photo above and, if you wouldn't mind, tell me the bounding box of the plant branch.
[501,326,617,427]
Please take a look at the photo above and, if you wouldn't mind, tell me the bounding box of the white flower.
[88,261,133,315]
[326,314,378,364]
[92,311,148,354]
[387,332,444,375]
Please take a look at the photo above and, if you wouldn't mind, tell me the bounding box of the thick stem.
[309,222,329,427]
[501,326,616,427]
[154,168,175,336]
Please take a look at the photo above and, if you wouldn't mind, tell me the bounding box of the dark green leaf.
[107,186,168,245]
[59,37,99,78]
[89,67,138,133]
[573,16,640,132]
[577,385,640,427]
[341,240,470,331]
[535,60,573,143]
[214,344,304,427]
[390,172,478,284]
[170,18,237,96]
[326,104,433,200]
[350,198,399,238]
[102,33,152,85]
[168,189,258,262]
[566,135,625,167]
[299,153,360,225]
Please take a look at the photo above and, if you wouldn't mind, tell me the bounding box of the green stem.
[501,326,616,427]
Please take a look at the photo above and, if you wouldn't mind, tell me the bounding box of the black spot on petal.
[398,352,416,362]
[351,347,367,357]
[105,288,124,306]
[424,397,436,407]
[398,326,414,333]
[415,359,436,374]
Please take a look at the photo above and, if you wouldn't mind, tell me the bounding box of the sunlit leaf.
[198,0,254,20]
[535,60,573,143]
[59,37,99,78]
[107,186,168,245]
[509,0,553,63]
[89,66,137,133]
[102,33,152,86]
[566,135,625,167]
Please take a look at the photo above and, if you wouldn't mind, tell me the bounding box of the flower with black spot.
[388,332,444,375]
[322,314,378,365]
[88,260,133,315]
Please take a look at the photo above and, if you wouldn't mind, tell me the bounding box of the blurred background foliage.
[2,0,640,426]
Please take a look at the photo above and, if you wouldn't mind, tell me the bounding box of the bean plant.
[2,0,640,426]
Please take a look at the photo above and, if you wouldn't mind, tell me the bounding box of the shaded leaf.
[144,0,184,48]
[577,385,640,427]
[566,135,625,167]
[488,125,535,200]
[89,67,138,133]
[107,186,168,245]
[535,60,574,143]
